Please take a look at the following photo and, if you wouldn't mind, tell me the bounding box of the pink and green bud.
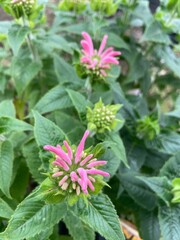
[80,31,121,79]
[44,130,110,197]
[171,178,180,204]
[87,99,122,133]
[10,0,36,18]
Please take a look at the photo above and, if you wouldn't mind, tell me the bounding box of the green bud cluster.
[10,0,35,18]
[87,99,122,133]
[171,178,180,204]
[90,0,119,16]
[58,0,86,13]
[136,116,160,141]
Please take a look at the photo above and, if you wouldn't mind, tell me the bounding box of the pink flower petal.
[77,168,88,192]
[81,56,93,64]
[75,130,90,163]
[82,32,94,55]
[81,40,91,55]
[80,154,93,166]
[98,35,108,55]
[63,141,73,161]
[52,171,64,177]
[100,69,107,77]
[100,47,114,58]
[87,160,107,168]
[87,178,95,191]
[87,168,110,177]
[70,171,79,182]
[101,57,119,65]
[59,175,68,186]
[44,145,71,165]
[52,159,69,171]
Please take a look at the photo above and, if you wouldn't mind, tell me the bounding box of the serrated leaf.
[23,138,45,183]
[160,151,180,180]
[33,110,67,147]
[64,211,95,240]
[141,20,171,44]
[138,176,173,206]
[119,173,157,210]
[12,57,42,95]
[0,100,15,117]
[74,194,125,240]
[159,204,180,240]
[104,133,128,167]
[33,85,73,114]
[54,55,81,83]
[0,198,14,219]
[137,209,161,240]
[0,141,14,198]
[8,24,30,55]
[0,116,33,133]
[2,192,67,240]
[27,227,53,240]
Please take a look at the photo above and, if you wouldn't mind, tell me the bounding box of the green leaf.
[101,32,129,50]
[23,138,45,183]
[8,24,30,55]
[27,227,53,240]
[155,45,180,78]
[64,211,95,240]
[119,173,157,210]
[33,110,67,147]
[54,55,81,83]
[0,100,16,117]
[0,116,33,133]
[137,209,161,240]
[160,151,180,180]
[104,133,128,167]
[159,204,180,240]
[141,20,171,44]
[138,176,173,205]
[74,194,125,240]
[0,141,14,198]
[33,85,73,114]
[2,192,67,240]
[0,198,14,219]
[12,57,42,95]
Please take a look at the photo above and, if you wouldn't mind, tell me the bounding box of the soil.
[0,9,12,21]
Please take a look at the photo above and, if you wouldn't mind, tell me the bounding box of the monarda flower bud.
[43,130,109,199]
[58,0,86,13]
[90,0,119,16]
[87,99,122,133]
[10,0,36,18]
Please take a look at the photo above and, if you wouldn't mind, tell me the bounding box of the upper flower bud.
[90,0,119,16]
[171,178,180,203]
[80,32,121,79]
[59,0,86,13]
[87,99,122,133]
[10,0,36,18]
[43,130,109,198]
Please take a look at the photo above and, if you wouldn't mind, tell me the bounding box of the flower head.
[10,0,36,18]
[44,130,109,196]
[87,99,122,133]
[80,32,121,78]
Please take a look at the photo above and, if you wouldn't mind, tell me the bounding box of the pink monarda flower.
[80,32,121,77]
[44,130,110,195]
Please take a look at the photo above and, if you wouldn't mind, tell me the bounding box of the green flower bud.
[10,0,36,18]
[90,0,119,16]
[172,178,180,203]
[58,0,86,13]
[87,99,122,133]
[136,116,160,141]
